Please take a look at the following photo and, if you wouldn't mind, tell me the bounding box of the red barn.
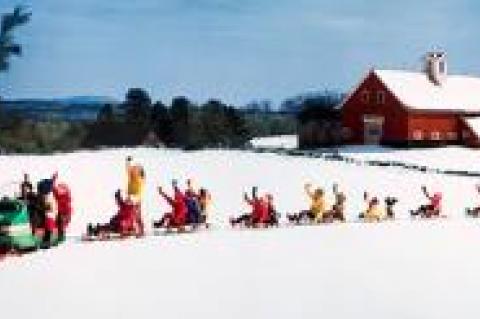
[341,52,480,147]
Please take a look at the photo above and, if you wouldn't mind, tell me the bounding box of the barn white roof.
[372,69,480,113]
[464,117,480,138]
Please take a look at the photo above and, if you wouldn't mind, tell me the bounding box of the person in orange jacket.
[198,188,211,224]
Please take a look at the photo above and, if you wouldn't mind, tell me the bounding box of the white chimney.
[425,51,447,85]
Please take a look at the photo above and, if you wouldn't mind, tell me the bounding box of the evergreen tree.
[0,6,31,72]
[170,96,192,147]
[123,88,152,123]
[151,101,173,144]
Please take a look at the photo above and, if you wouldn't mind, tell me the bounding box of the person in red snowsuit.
[411,186,442,218]
[52,173,72,241]
[87,190,137,237]
[230,187,270,227]
[114,190,137,234]
[155,180,187,228]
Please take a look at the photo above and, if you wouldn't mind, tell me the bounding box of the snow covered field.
[2,147,480,319]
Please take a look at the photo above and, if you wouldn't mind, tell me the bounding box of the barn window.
[431,131,441,140]
[446,132,457,141]
[376,91,386,104]
[361,90,370,103]
[413,130,423,140]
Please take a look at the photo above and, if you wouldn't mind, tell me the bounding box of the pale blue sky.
[0,0,478,105]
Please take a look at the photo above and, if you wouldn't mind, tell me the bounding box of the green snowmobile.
[0,197,60,253]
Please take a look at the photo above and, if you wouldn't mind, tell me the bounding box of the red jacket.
[160,188,187,226]
[116,197,136,233]
[430,193,442,211]
[248,198,269,223]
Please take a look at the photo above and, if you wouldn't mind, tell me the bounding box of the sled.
[466,208,480,218]
[229,212,281,229]
[152,220,211,236]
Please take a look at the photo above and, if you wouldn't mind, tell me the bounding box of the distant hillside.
[0,96,120,121]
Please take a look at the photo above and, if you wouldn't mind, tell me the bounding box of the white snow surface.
[250,135,298,149]
[1,147,480,319]
[374,69,480,112]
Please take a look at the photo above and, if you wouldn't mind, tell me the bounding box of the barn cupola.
[424,51,447,85]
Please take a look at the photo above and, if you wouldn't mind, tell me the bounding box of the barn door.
[363,115,384,144]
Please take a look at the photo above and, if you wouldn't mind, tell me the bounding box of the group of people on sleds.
[153,179,211,231]
[87,156,146,238]
[84,154,480,238]
[87,156,212,239]
[228,182,447,227]
[17,172,72,248]
[229,186,279,228]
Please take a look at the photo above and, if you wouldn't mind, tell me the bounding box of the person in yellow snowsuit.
[304,183,327,222]
[287,183,328,224]
[362,192,386,222]
[126,156,145,201]
[125,156,146,235]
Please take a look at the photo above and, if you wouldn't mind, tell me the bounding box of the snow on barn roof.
[464,117,480,138]
[373,69,480,113]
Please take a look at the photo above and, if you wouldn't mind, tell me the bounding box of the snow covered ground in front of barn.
[2,147,480,319]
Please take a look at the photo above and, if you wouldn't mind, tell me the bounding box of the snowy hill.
[1,147,480,319]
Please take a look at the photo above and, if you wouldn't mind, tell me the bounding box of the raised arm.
[158,187,175,206]
[421,186,432,200]
[125,156,133,176]
[186,179,197,196]
[251,186,258,200]
[115,189,124,206]
[304,183,314,198]
[363,191,369,203]
[333,183,339,195]
[244,192,253,205]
